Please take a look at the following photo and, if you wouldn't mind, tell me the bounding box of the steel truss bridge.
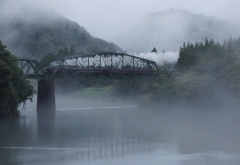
[18,52,157,80]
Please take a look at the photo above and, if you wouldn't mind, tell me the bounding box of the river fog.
[0,95,240,165]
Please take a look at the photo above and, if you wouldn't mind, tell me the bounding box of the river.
[0,97,240,165]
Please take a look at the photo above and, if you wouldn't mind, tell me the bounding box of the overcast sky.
[18,0,240,41]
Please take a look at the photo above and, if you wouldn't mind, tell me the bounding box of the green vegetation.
[0,40,34,117]
[72,86,113,99]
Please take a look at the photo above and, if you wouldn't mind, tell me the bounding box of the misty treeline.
[0,41,34,117]
[132,37,240,106]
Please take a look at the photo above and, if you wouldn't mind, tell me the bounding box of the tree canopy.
[0,40,34,117]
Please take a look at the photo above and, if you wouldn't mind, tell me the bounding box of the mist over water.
[1,94,240,165]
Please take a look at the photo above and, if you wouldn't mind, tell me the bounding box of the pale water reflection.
[0,102,240,165]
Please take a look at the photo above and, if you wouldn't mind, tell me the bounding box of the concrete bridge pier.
[37,79,56,111]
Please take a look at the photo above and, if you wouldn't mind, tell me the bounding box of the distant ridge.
[115,9,240,52]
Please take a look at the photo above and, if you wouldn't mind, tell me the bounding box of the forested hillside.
[0,3,122,60]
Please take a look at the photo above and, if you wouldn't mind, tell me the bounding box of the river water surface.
[1,97,240,165]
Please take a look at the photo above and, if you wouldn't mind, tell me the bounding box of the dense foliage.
[175,38,240,101]
[0,41,34,117]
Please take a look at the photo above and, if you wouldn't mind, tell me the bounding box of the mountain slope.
[115,9,240,52]
[0,2,122,60]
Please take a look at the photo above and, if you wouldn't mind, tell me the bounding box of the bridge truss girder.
[61,53,157,70]
[48,53,157,79]
[18,59,48,79]
[18,53,157,80]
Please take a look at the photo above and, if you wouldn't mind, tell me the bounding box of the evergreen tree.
[151,47,158,53]
[228,35,233,44]
[227,41,234,53]
[204,38,209,48]
[70,46,76,54]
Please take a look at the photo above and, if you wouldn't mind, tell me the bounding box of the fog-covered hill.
[115,9,240,53]
[0,1,122,60]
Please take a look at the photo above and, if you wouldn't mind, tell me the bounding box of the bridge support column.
[37,79,56,111]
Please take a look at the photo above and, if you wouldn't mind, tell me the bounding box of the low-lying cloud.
[136,51,179,65]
